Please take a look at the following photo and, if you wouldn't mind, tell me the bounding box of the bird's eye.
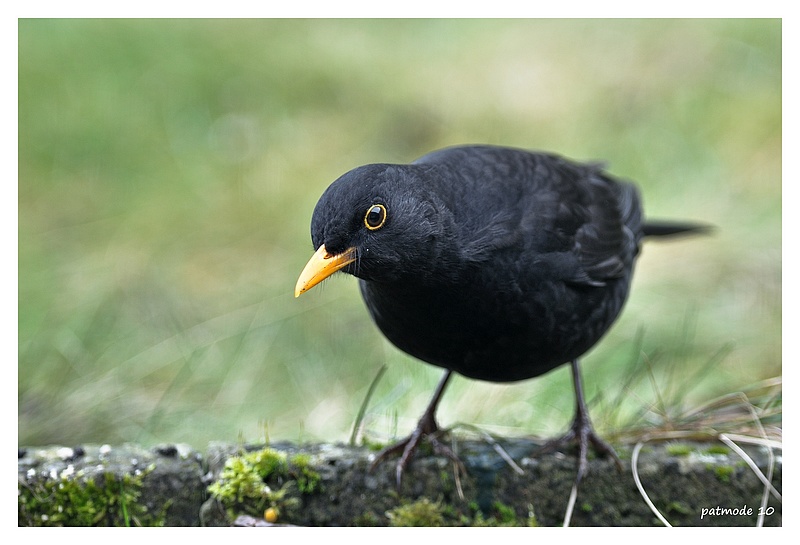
[364,204,387,230]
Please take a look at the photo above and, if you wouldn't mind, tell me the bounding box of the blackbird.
[295,144,705,487]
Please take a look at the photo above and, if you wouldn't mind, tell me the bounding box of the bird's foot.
[369,411,465,488]
[539,412,622,484]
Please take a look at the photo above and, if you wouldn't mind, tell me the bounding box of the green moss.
[704,445,731,456]
[360,438,386,452]
[353,510,382,526]
[666,443,693,457]
[288,453,322,494]
[492,501,518,524]
[387,498,446,527]
[526,507,540,527]
[470,501,538,527]
[666,501,692,515]
[249,447,289,477]
[207,447,323,524]
[18,464,164,527]
[713,465,735,483]
[386,497,537,527]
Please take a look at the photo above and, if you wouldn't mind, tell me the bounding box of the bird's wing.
[416,147,643,287]
[516,157,643,287]
[570,172,643,285]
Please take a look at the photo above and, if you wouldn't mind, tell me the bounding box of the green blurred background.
[19,19,781,449]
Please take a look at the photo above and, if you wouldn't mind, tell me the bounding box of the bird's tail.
[642,220,712,238]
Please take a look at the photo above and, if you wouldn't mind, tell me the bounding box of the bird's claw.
[539,413,622,484]
[370,421,465,489]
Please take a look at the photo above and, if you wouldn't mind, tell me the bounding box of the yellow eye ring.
[364,204,387,230]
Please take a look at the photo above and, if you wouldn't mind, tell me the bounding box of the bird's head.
[295,163,453,297]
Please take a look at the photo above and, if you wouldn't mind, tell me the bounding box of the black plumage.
[296,144,705,486]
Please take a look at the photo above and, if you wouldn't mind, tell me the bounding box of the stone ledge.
[18,438,781,527]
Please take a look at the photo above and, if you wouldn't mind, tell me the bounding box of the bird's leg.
[539,359,622,484]
[370,370,464,487]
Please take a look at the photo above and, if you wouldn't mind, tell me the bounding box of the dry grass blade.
[562,480,579,527]
[718,435,781,502]
[448,422,525,476]
[350,364,387,446]
[631,440,672,527]
[450,434,465,501]
[612,376,782,446]
[628,378,781,528]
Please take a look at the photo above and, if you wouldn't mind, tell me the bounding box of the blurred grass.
[18,19,781,449]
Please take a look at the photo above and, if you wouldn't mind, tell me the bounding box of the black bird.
[295,145,705,487]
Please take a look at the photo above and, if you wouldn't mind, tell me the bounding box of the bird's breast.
[358,270,628,383]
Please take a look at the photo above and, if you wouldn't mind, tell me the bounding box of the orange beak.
[294,244,357,297]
